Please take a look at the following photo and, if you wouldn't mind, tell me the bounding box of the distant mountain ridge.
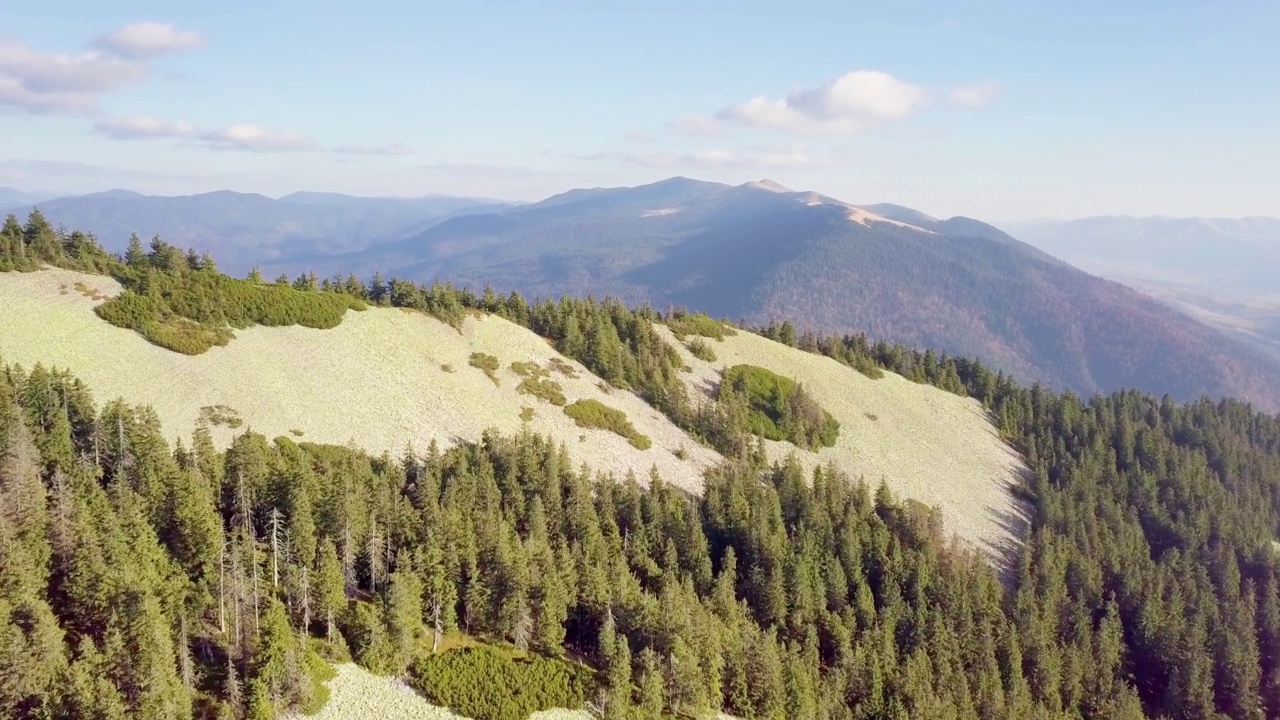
[2,189,514,276]
[1004,215,1280,364]
[279,177,1280,410]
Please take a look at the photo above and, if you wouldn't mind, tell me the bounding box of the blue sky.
[1,0,1276,219]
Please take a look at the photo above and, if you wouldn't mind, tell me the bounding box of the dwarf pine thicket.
[5,211,1280,719]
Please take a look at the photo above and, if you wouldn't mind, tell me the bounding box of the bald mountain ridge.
[277,177,1280,411]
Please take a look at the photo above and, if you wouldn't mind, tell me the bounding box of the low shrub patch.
[563,399,651,450]
[469,352,501,385]
[686,337,717,362]
[517,377,566,406]
[720,364,839,450]
[668,312,736,340]
[407,645,589,720]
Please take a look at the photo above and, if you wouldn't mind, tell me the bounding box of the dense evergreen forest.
[5,212,1280,719]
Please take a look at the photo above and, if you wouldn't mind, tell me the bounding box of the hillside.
[1003,215,1280,362]
[0,265,1025,551]
[657,325,1027,557]
[3,189,511,276]
[0,267,718,491]
[288,177,1280,411]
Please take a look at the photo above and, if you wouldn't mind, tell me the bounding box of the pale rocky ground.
[0,268,1026,554]
[658,325,1030,557]
[289,662,730,720]
[287,663,467,719]
[0,268,719,491]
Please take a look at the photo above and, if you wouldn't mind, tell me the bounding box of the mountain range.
[10,178,1280,410]
[2,189,513,275]
[1005,215,1280,363]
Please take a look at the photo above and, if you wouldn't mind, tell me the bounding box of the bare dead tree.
[269,507,284,589]
[367,515,383,594]
[431,599,443,654]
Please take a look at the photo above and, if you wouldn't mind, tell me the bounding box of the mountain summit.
[261,177,1280,410]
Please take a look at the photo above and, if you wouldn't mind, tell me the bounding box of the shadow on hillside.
[981,467,1035,588]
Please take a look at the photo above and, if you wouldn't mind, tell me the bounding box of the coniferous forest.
[4,213,1280,720]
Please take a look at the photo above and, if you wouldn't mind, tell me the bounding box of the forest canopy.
[5,214,1280,719]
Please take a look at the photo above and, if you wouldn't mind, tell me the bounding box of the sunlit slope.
[659,325,1028,554]
[0,268,719,490]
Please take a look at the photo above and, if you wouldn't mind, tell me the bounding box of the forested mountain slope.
[3,189,510,276]
[292,177,1280,411]
[0,211,1022,552]
[1003,214,1280,364]
[0,265,719,492]
[7,211,1280,720]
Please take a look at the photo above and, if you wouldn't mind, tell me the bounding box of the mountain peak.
[743,179,792,193]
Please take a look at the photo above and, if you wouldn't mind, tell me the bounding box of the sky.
[1,0,1277,220]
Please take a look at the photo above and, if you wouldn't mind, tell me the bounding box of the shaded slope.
[316,179,1280,410]
[3,190,510,276]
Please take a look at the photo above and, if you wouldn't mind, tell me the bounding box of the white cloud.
[199,124,320,153]
[93,115,196,139]
[333,143,415,156]
[92,116,407,156]
[623,130,655,143]
[0,23,202,114]
[716,70,927,135]
[93,22,205,60]
[0,39,147,113]
[949,81,1000,108]
[592,144,830,170]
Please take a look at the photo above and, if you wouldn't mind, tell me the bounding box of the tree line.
[6,213,1280,718]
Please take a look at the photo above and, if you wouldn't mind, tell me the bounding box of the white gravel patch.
[286,663,465,719]
[659,325,1028,556]
[0,269,719,492]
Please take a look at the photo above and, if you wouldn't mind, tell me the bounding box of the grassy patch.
[407,645,590,720]
[441,363,455,373]
[668,312,736,341]
[517,377,566,406]
[563,399,651,450]
[686,337,717,362]
[548,357,579,378]
[720,364,839,450]
[509,360,548,379]
[469,352,501,385]
[520,406,535,422]
[199,404,243,429]
[72,281,106,301]
[512,363,565,404]
[290,428,305,437]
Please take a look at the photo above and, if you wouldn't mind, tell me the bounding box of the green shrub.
[668,313,736,340]
[686,337,717,362]
[94,267,366,354]
[517,377,566,406]
[520,406,535,422]
[563,399,651,450]
[720,364,839,450]
[199,404,243,429]
[548,357,579,378]
[509,360,548,379]
[407,645,589,720]
[470,352,501,385]
[338,601,397,675]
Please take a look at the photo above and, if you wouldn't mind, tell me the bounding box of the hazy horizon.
[2,2,1278,221]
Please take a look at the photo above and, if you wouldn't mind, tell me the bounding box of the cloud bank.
[0,22,203,114]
